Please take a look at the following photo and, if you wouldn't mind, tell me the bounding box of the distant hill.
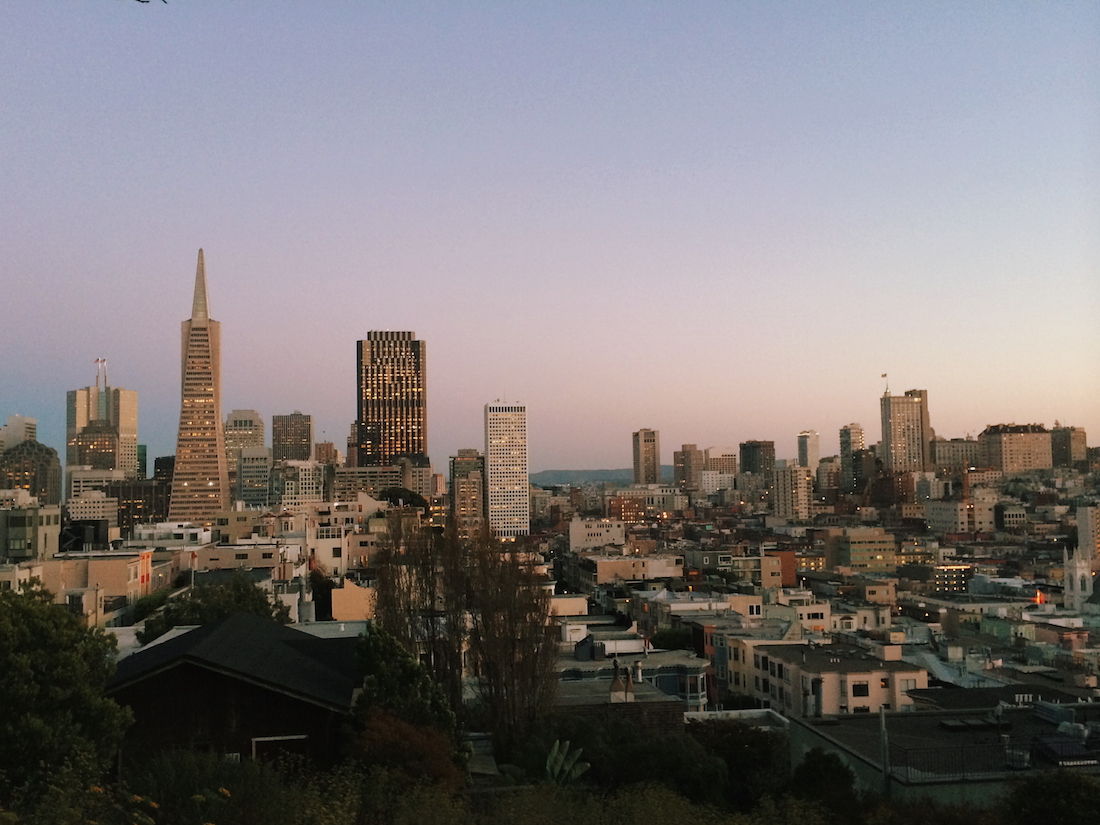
[530,467,672,487]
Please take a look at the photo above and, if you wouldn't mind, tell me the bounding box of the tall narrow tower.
[632,429,660,484]
[169,250,230,522]
[485,402,529,540]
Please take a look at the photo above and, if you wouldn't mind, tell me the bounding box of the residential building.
[568,517,626,551]
[1078,505,1099,563]
[0,490,62,563]
[485,402,529,539]
[771,464,811,521]
[169,250,230,522]
[352,331,426,466]
[929,437,981,472]
[978,424,1052,475]
[449,448,485,539]
[272,411,313,462]
[880,389,932,472]
[1051,425,1087,468]
[828,527,897,574]
[751,643,926,717]
[673,444,704,491]
[632,428,660,484]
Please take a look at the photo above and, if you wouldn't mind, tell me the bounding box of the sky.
[2,3,1097,473]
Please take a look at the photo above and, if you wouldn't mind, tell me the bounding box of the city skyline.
[2,5,1097,472]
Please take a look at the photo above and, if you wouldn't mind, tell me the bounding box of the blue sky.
[2,3,1097,471]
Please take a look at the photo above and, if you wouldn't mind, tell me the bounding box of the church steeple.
[191,248,209,323]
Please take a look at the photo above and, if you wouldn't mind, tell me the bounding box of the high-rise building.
[0,440,63,505]
[236,446,273,509]
[272,411,314,462]
[739,441,776,475]
[0,415,37,453]
[978,424,1052,475]
[771,464,812,521]
[225,409,265,476]
[353,332,426,466]
[1078,505,1100,563]
[880,390,933,472]
[450,448,485,540]
[839,424,864,493]
[168,250,230,523]
[704,447,738,476]
[797,431,820,471]
[632,429,661,484]
[1051,426,1087,468]
[485,403,529,539]
[66,362,139,477]
[673,444,705,491]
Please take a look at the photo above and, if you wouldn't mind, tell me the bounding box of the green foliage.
[131,587,172,622]
[353,625,456,737]
[687,719,789,811]
[521,713,726,806]
[136,570,291,644]
[789,748,862,823]
[1001,770,1100,825]
[544,740,589,785]
[0,585,132,814]
[649,626,694,651]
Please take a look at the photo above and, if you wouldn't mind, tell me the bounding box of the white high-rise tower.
[485,402,529,540]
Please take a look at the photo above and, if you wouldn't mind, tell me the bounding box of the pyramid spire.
[191,248,209,323]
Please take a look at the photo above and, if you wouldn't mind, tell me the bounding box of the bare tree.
[373,512,467,715]
[467,541,558,755]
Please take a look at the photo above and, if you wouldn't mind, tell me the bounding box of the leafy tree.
[789,748,862,823]
[1001,770,1100,825]
[376,486,430,512]
[649,626,693,651]
[687,719,789,811]
[0,585,132,813]
[136,569,290,644]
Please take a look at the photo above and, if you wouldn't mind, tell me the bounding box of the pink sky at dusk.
[2,4,1097,472]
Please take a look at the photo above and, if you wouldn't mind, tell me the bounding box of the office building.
[0,415,37,453]
[0,440,63,506]
[272,411,314,461]
[225,409,265,475]
[236,446,273,509]
[485,402,529,539]
[797,431,820,472]
[1078,506,1100,563]
[66,362,139,477]
[838,424,864,493]
[739,441,776,475]
[168,250,230,522]
[880,389,932,472]
[673,444,705,491]
[929,437,981,472]
[978,424,1052,475]
[632,429,661,484]
[353,332,426,466]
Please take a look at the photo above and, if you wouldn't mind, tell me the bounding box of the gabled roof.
[108,613,360,712]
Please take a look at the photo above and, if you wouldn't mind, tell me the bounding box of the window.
[852,681,869,697]
[262,552,274,560]
[880,677,890,689]
[235,553,249,560]
[901,679,917,692]
[748,604,762,616]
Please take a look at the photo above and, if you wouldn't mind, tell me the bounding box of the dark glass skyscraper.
[353,332,426,466]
